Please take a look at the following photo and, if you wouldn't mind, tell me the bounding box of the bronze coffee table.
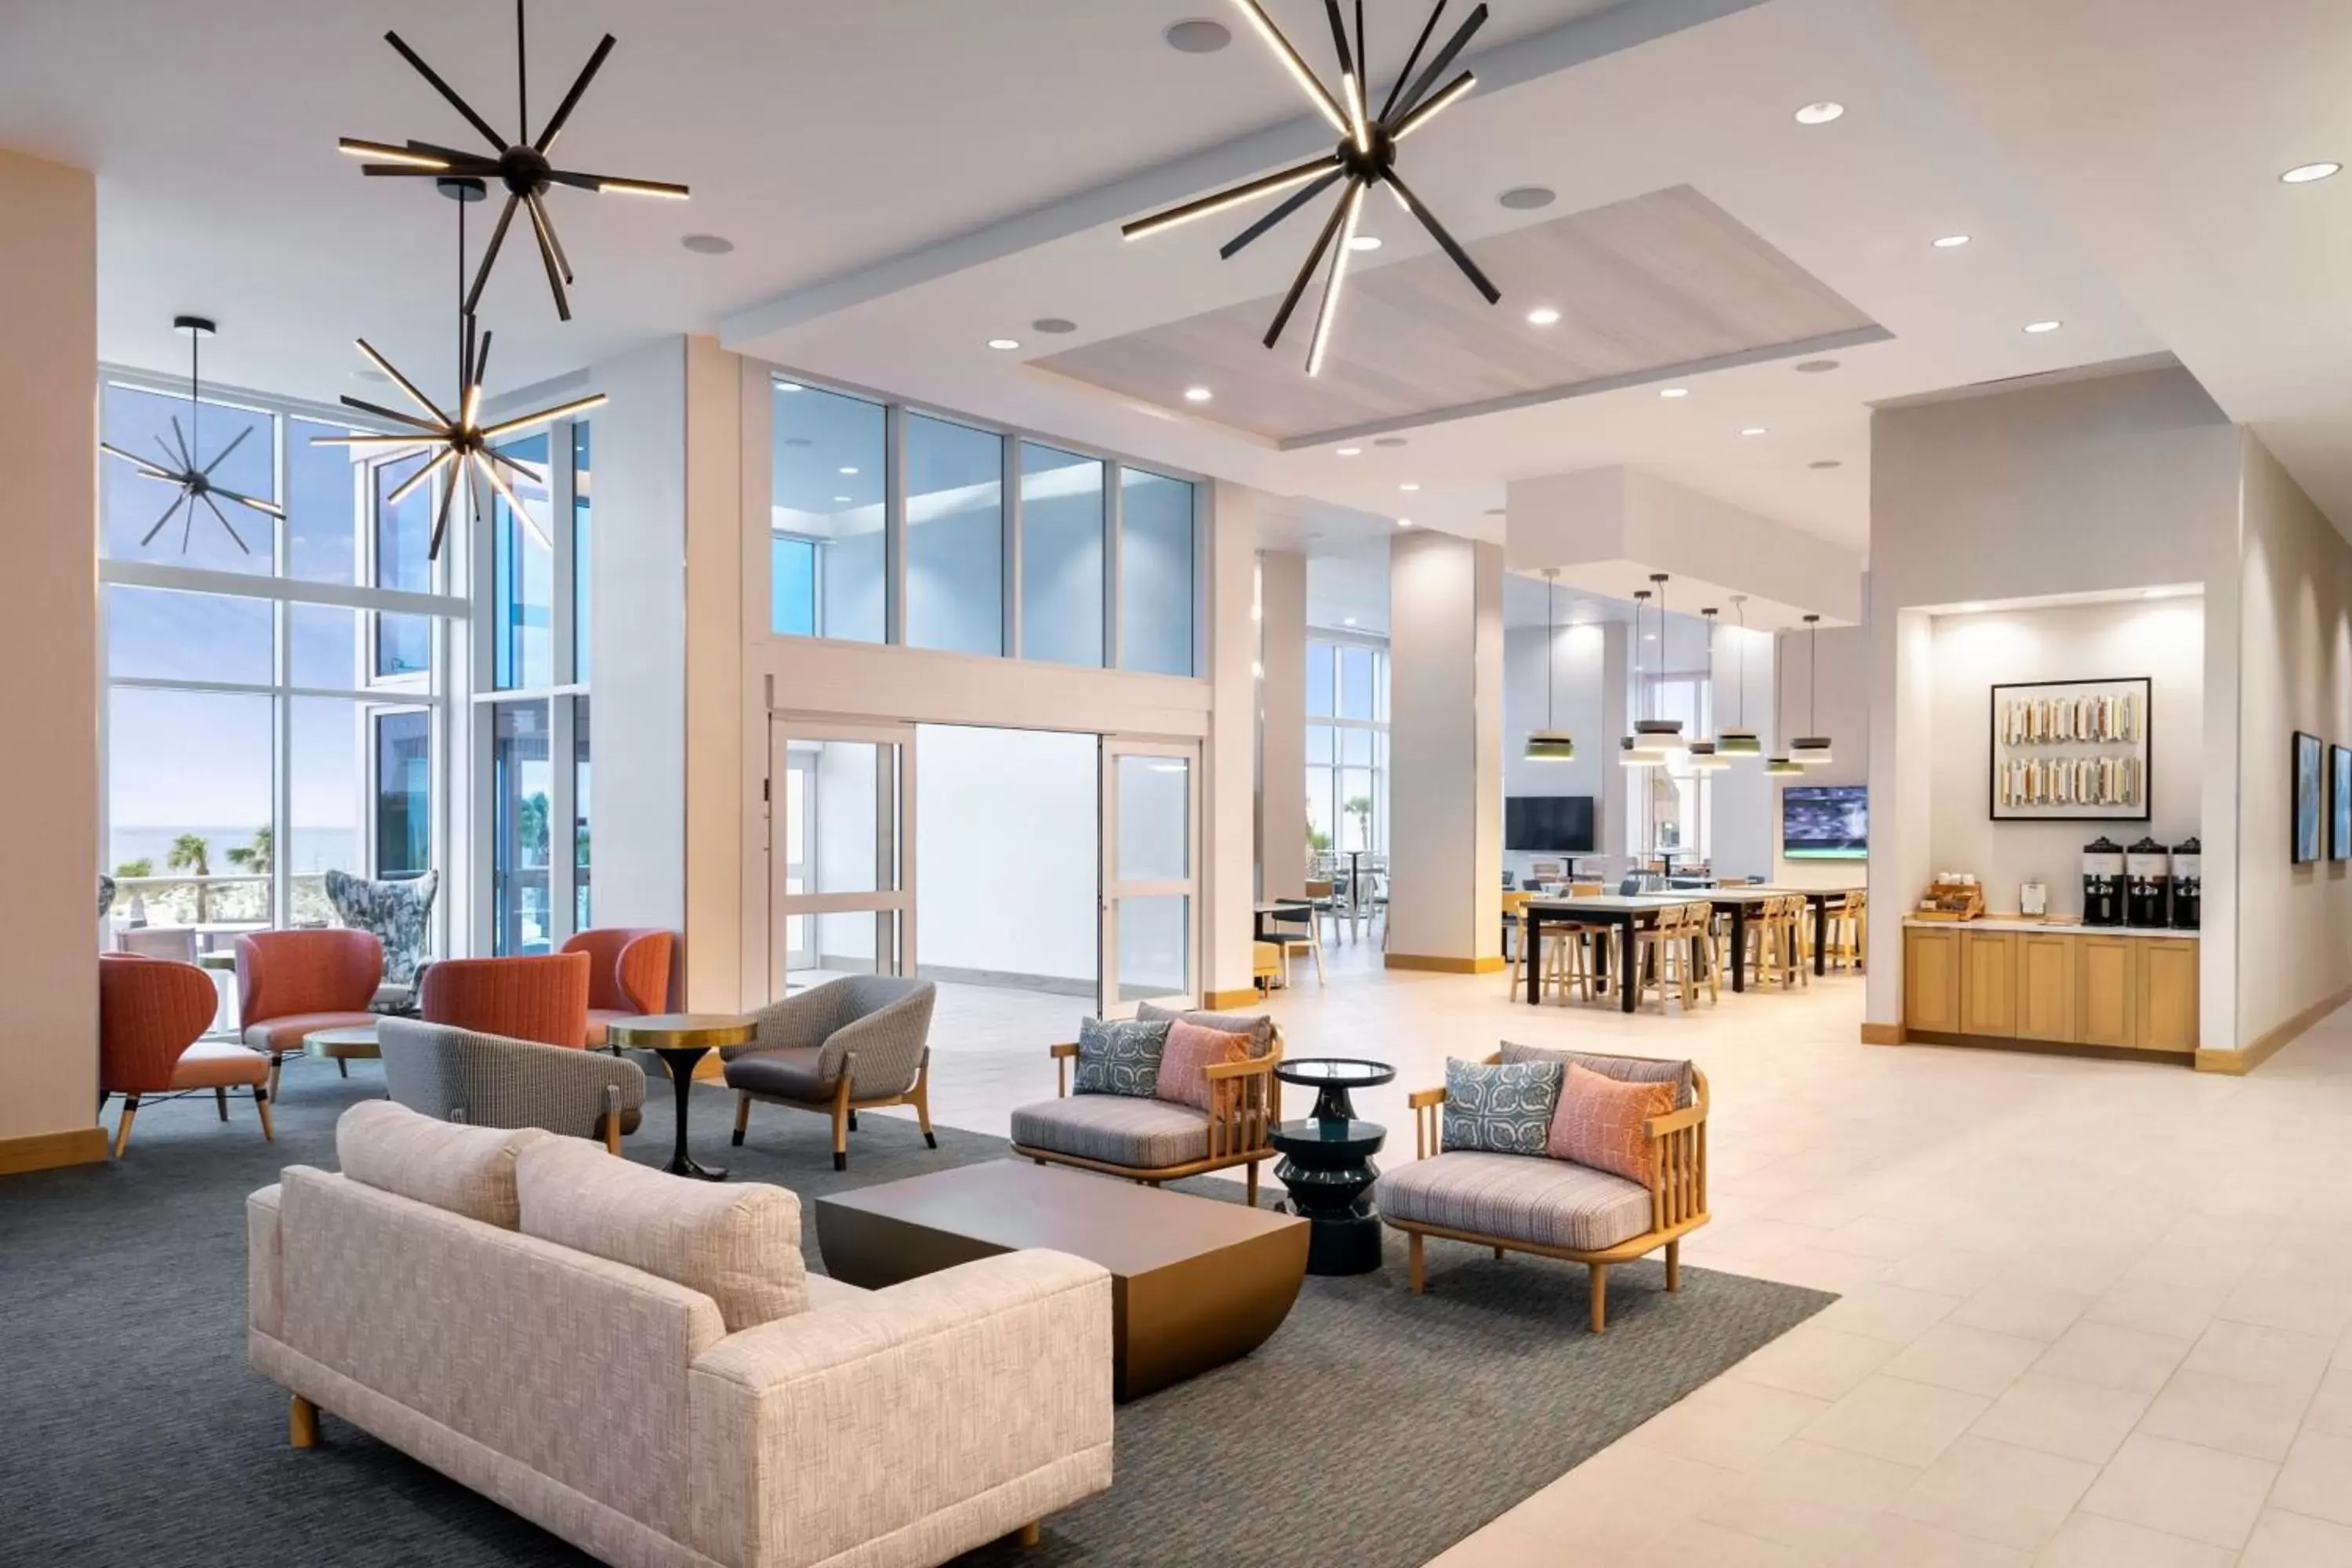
[815,1160,1308,1400]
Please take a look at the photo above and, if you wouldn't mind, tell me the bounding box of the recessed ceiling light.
[1795,358,1839,374]
[776,383,802,393]
[833,495,851,503]
[1347,235,1382,252]
[1933,234,1972,249]
[2281,162,2342,184]
[1396,517,1414,528]
[1659,387,1689,399]
[680,234,735,255]
[1497,186,1555,210]
[1374,436,1407,448]
[1794,101,1845,125]
[1740,426,1769,437]
[1183,386,1213,402]
[987,337,1020,350]
[839,465,859,474]
[1399,482,1421,492]
[2023,319,2063,334]
[1809,459,1843,470]
[1342,616,1357,626]
[1163,18,1230,53]
[1336,446,1362,456]
[1526,306,1561,326]
[1031,317,1077,334]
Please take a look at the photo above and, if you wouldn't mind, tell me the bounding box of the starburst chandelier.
[1122,0,1499,376]
[101,317,284,555]
[337,0,689,321]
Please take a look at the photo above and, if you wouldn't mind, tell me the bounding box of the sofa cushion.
[1154,1019,1252,1115]
[1138,1000,1278,1059]
[245,1010,382,1054]
[1072,1016,1171,1098]
[804,1272,869,1309]
[1442,1057,1564,1156]
[169,1040,270,1091]
[1382,1151,1654,1253]
[1500,1041,1693,1109]
[1011,1095,1210,1171]
[335,1100,552,1229]
[514,1138,806,1331]
[724,1044,830,1101]
[1548,1062,1675,1185]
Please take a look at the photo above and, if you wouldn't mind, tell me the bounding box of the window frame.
[1303,630,1392,860]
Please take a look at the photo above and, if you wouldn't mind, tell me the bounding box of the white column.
[0,149,100,1168]
[1387,530,1504,971]
[1256,548,1308,899]
[1205,482,1261,1006]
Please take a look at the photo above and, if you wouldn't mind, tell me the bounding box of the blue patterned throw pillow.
[1073,1017,1173,1098]
[1443,1057,1566,1156]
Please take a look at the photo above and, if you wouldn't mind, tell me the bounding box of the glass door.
[1099,738,1200,1014]
[768,718,913,1000]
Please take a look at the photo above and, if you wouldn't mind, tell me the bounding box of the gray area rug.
[0,1066,1833,1568]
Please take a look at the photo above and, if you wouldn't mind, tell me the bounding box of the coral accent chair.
[101,953,272,1156]
[561,927,676,1047]
[420,953,590,1050]
[238,929,384,1101]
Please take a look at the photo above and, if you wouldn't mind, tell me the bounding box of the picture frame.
[2332,743,2351,862]
[1989,677,2152,822]
[2293,731,2324,864]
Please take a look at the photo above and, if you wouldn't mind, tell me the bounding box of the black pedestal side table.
[606,1013,757,1181]
[1271,1057,1397,1276]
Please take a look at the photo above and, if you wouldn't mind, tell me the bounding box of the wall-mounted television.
[1506,795,1596,853]
[1783,785,1867,859]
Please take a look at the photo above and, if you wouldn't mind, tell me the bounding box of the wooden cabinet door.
[1959,931,2017,1036]
[1904,928,1962,1033]
[2015,933,2077,1042]
[2077,936,2139,1047]
[2138,939,2201,1052]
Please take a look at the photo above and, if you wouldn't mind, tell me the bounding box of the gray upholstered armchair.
[722,975,936,1171]
[377,1015,646,1153]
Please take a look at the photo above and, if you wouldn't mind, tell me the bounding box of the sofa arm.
[247,1181,286,1340]
[688,1250,1113,1568]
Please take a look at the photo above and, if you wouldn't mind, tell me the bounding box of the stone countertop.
[1903,916,2199,940]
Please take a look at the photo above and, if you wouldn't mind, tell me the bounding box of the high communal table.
[1702,888,1782,993]
[1521,894,1699,1013]
[1759,886,1864,978]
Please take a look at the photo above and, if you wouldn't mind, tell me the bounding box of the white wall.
[2238,434,2352,1047]
[1501,621,1616,880]
[0,150,99,1161]
[913,725,1097,987]
[1771,622,1874,887]
[1926,598,2205,917]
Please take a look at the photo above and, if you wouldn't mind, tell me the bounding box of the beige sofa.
[248,1102,1113,1567]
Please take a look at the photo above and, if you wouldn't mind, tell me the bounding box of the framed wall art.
[2332,744,2352,862]
[2296,731,2325,863]
[1990,677,2152,822]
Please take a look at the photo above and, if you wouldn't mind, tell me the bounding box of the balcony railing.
[106,872,338,931]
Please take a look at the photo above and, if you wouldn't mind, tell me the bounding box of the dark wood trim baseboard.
[1384,953,1506,975]
[2198,979,2352,1075]
[0,1125,109,1176]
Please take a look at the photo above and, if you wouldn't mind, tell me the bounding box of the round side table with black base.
[607,1014,756,1181]
[1271,1057,1397,1276]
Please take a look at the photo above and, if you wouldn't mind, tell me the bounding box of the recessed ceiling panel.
[1035,184,1883,443]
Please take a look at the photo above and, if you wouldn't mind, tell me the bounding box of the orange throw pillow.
[1547,1062,1675,1185]
[1155,1019,1254,1115]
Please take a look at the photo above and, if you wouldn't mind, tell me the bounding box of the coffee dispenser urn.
[2082,836,2125,927]
[2171,837,2202,931]
[2125,837,2172,928]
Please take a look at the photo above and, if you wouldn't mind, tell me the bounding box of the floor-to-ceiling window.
[97,375,459,942]
[768,373,1203,674]
[1304,635,1390,861]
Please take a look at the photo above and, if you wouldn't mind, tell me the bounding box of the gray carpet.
[0,1065,1833,1568]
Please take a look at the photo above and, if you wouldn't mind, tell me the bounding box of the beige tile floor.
[895,934,2352,1567]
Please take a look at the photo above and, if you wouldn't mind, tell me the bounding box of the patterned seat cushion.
[1499,1041,1693,1109]
[1010,1095,1212,1171]
[1381,1151,1654,1253]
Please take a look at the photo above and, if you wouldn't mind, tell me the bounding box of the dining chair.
[1269,901,1325,986]
[1824,891,1867,972]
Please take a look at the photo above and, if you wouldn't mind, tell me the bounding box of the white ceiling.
[5,0,2347,581]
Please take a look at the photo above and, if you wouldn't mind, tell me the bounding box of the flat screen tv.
[1783,785,1867,859]
[1506,795,1596,853]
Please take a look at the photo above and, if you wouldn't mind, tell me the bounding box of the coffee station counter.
[1899,918,2200,1061]
[1903,916,2198,940]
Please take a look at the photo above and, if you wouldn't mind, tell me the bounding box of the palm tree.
[113,858,154,879]
[225,825,273,877]
[167,832,212,924]
[1343,794,1374,851]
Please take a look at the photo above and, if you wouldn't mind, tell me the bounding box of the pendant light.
[1634,572,1686,753]
[1525,568,1576,761]
[1621,590,1661,767]
[1766,622,1805,775]
[101,317,286,554]
[1718,594,1762,756]
[1793,612,1835,766]
[1688,606,1728,771]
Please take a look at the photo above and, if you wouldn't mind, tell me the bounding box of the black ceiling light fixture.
[1121,0,1500,376]
[1718,594,1762,756]
[1525,568,1575,761]
[1793,612,1835,766]
[102,316,285,555]
[312,176,604,561]
[337,0,690,322]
